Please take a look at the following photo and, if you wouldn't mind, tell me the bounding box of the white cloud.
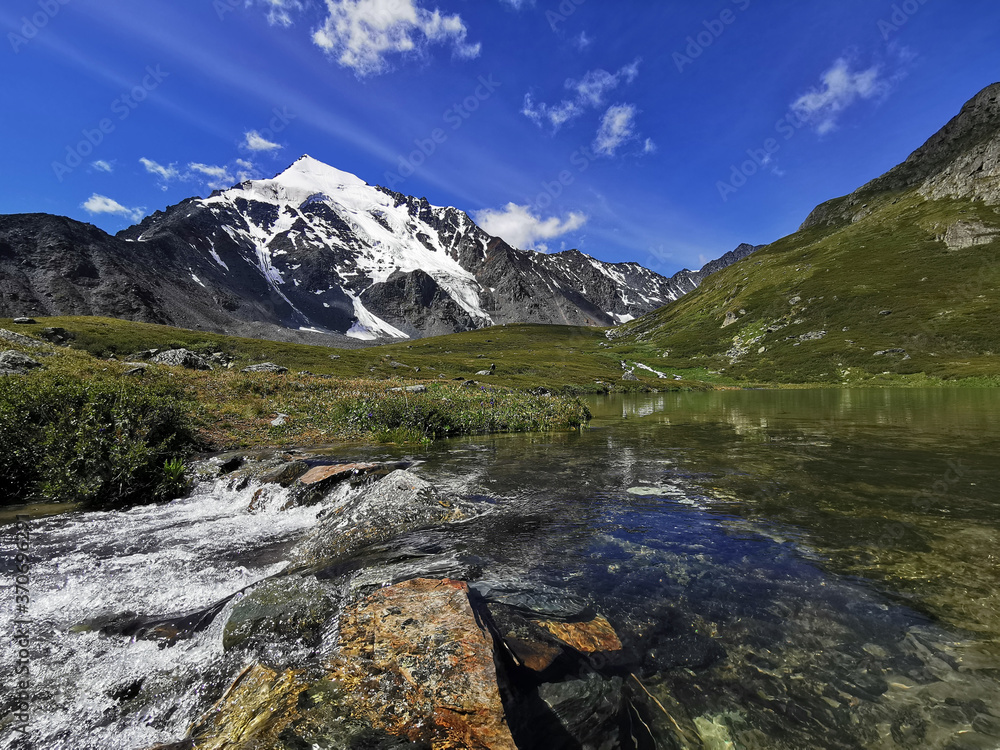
[81,194,145,222]
[522,95,582,131]
[522,60,640,133]
[643,138,657,154]
[258,0,303,27]
[594,104,637,156]
[499,0,532,8]
[570,61,638,106]
[791,58,888,135]
[574,31,592,51]
[312,0,480,76]
[472,203,587,251]
[91,160,113,173]
[140,157,180,182]
[188,163,235,190]
[243,130,281,152]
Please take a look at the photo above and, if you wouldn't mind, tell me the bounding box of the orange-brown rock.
[537,615,623,653]
[298,462,379,485]
[328,578,518,750]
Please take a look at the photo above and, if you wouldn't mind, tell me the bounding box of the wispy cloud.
[257,0,303,27]
[81,194,145,222]
[140,157,180,185]
[522,60,640,132]
[594,104,638,156]
[311,0,480,76]
[91,160,113,173]
[791,57,891,135]
[243,130,282,152]
[140,157,250,191]
[472,203,587,251]
[188,163,235,190]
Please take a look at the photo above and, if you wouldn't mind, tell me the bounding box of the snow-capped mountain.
[0,156,757,343]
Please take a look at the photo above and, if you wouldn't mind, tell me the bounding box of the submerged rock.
[536,615,623,654]
[327,578,518,749]
[535,676,626,749]
[289,469,469,570]
[222,576,337,653]
[186,664,310,749]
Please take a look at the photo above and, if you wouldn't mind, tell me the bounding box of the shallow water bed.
[2,388,999,749]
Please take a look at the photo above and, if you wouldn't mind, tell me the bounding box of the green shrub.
[0,374,196,508]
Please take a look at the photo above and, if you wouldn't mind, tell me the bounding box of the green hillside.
[618,191,1000,384]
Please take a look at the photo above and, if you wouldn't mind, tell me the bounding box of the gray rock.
[389,384,427,393]
[879,310,893,316]
[290,469,470,570]
[12,317,36,324]
[241,362,288,374]
[874,348,907,356]
[0,329,45,349]
[38,327,74,345]
[152,348,212,370]
[722,311,738,327]
[622,371,639,381]
[123,364,148,377]
[270,413,289,427]
[259,460,309,485]
[0,350,42,374]
[799,330,827,341]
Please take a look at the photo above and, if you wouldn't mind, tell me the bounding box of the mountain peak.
[273,155,369,193]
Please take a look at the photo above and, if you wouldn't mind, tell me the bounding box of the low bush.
[0,374,196,508]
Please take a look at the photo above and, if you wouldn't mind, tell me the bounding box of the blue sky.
[2,0,999,275]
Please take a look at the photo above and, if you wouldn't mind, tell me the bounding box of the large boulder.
[152,348,211,370]
[289,469,469,570]
[0,349,42,375]
[327,578,518,749]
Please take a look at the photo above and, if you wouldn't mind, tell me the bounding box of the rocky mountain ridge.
[802,82,1000,230]
[0,156,756,343]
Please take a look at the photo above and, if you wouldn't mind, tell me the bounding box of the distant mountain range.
[0,156,755,344]
[620,82,1000,383]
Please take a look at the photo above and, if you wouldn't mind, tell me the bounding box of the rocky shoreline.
[131,455,700,750]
